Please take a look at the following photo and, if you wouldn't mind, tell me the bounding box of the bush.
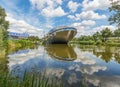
[96,40,102,45]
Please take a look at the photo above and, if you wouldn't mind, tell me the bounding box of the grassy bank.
[8,39,32,49]
[70,37,120,46]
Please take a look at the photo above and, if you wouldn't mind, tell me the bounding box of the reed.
[0,71,64,87]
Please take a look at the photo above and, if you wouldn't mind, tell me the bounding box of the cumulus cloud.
[67,15,75,19]
[71,20,96,37]
[6,13,43,38]
[82,0,110,11]
[68,10,106,20]
[41,6,67,17]
[67,1,80,13]
[30,0,66,17]
[56,0,62,5]
[72,20,95,27]
[91,25,117,34]
[71,21,116,37]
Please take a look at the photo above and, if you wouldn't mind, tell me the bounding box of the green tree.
[109,0,120,26]
[0,6,9,47]
[0,6,9,29]
[93,32,101,41]
[101,27,113,42]
[114,28,120,37]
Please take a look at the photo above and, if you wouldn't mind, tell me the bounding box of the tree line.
[71,27,120,45]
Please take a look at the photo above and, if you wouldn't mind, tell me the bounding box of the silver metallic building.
[43,26,77,44]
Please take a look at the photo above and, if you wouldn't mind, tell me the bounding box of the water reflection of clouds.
[68,64,107,75]
[74,47,96,65]
[81,65,107,75]
[86,75,120,87]
[68,73,79,85]
[45,68,65,79]
[8,46,44,71]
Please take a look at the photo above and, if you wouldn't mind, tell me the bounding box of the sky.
[0,0,117,38]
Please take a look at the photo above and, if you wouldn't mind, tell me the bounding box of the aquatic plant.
[0,71,64,87]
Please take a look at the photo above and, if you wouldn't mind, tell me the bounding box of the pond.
[0,44,120,87]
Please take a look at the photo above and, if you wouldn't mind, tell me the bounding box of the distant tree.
[28,36,40,42]
[109,0,120,26]
[101,27,113,41]
[93,32,101,41]
[78,35,93,41]
[114,28,120,37]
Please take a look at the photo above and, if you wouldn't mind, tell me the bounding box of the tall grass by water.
[0,71,64,87]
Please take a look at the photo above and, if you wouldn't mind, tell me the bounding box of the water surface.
[1,45,120,87]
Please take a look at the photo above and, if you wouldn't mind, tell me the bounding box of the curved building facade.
[43,26,77,44]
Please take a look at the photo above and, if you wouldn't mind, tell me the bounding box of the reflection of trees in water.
[93,46,112,63]
[0,46,8,73]
[0,44,39,74]
[77,45,95,52]
[78,45,120,63]
[114,53,120,63]
[93,46,120,63]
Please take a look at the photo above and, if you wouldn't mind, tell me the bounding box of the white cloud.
[30,0,66,17]
[71,20,95,37]
[67,1,80,12]
[6,13,43,38]
[68,11,106,20]
[71,21,116,37]
[72,20,96,27]
[81,20,96,26]
[82,0,110,11]
[91,25,117,34]
[67,15,75,19]
[46,24,53,29]
[56,0,62,5]
[41,6,67,17]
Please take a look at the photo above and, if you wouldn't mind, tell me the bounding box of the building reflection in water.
[45,44,77,61]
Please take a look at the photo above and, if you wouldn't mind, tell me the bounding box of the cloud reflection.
[86,75,120,87]
[68,73,79,84]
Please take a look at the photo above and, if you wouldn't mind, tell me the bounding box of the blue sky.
[0,0,117,37]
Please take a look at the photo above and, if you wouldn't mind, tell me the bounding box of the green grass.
[0,71,64,87]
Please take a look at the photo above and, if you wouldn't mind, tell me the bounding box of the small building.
[8,32,29,39]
